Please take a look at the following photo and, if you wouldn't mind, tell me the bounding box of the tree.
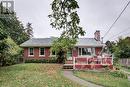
[114,37,130,58]
[0,4,30,45]
[49,0,85,63]
[105,41,116,53]
[0,37,22,66]
[25,22,33,38]
[0,4,32,66]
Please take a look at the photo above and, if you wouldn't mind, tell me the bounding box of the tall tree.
[115,37,130,58]
[0,4,31,66]
[25,22,33,38]
[49,0,85,63]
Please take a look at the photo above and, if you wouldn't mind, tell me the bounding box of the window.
[28,48,34,56]
[78,48,94,56]
[39,48,45,56]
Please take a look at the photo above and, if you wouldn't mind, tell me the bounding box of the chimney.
[94,30,100,41]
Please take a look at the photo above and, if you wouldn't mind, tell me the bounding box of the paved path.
[63,70,103,87]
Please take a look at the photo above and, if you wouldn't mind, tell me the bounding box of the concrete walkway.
[63,70,103,87]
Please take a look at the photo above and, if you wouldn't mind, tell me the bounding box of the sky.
[1,0,130,42]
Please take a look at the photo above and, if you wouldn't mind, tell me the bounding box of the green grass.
[122,67,130,72]
[74,71,130,87]
[0,63,83,87]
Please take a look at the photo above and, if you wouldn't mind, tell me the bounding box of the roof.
[20,38,105,47]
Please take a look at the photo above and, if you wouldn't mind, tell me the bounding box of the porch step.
[63,65,73,69]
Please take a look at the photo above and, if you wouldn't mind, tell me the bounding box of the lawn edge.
[73,71,111,87]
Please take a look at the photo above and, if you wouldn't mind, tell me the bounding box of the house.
[20,30,113,69]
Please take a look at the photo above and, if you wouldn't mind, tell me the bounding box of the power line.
[108,27,130,40]
[103,0,130,39]
[110,30,130,40]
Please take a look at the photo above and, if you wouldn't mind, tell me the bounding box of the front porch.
[63,56,113,70]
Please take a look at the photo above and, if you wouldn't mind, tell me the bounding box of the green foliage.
[110,71,128,79]
[51,37,77,63]
[106,37,130,66]
[52,37,76,52]
[25,57,57,63]
[25,22,33,38]
[0,16,30,45]
[0,5,32,66]
[0,4,30,45]
[1,37,22,66]
[49,0,85,63]
[74,71,130,87]
[49,0,85,39]
[0,64,82,87]
[105,41,116,53]
[114,37,130,58]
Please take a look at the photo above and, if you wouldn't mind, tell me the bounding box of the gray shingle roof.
[20,38,105,47]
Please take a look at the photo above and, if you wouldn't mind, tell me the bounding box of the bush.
[0,37,22,66]
[25,57,57,63]
[110,71,128,79]
[102,65,110,71]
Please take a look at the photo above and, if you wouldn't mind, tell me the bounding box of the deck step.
[63,65,73,69]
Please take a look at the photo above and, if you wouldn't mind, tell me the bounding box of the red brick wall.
[23,47,51,59]
[95,47,102,56]
[23,47,102,59]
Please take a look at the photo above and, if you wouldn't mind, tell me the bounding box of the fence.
[120,58,130,67]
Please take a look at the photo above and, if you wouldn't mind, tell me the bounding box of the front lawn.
[121,67,130,72]
[74,71,130,87]
[0,63,83,87]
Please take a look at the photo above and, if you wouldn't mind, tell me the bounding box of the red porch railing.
[73,56,113,70]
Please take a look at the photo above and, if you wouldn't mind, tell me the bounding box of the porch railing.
[73,56,113,69]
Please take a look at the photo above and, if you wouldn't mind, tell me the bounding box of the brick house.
[20,30,113,69]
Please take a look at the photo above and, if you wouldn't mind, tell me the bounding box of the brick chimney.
[94,30,100,41]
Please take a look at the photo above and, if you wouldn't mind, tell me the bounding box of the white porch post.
[87,58,88,64]
[73,57,75,70]
[112,55,113,65]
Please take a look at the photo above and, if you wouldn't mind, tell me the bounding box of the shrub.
[0,37,22,66]
[25,57,57,63]
[110,71,128,79]
[102,65,110,71]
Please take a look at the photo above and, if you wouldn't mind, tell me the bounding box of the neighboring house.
[20,30,113,69]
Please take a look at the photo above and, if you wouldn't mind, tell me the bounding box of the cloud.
[10,0,130,42]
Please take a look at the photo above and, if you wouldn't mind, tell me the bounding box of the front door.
[67,50,72,60]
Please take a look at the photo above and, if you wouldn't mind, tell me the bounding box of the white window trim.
[39,48,45,57]
[78,47,95,57]
[92,48,96,56]
[28,48,34,57]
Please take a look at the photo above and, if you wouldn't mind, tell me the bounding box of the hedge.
[25,57,57,63]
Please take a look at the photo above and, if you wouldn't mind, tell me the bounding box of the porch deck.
[64,57,113,70]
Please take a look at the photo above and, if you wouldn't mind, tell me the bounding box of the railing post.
[101,57,102,64]
[112,55,113,65]
[73,57,75,70]
[87,58,88,64]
